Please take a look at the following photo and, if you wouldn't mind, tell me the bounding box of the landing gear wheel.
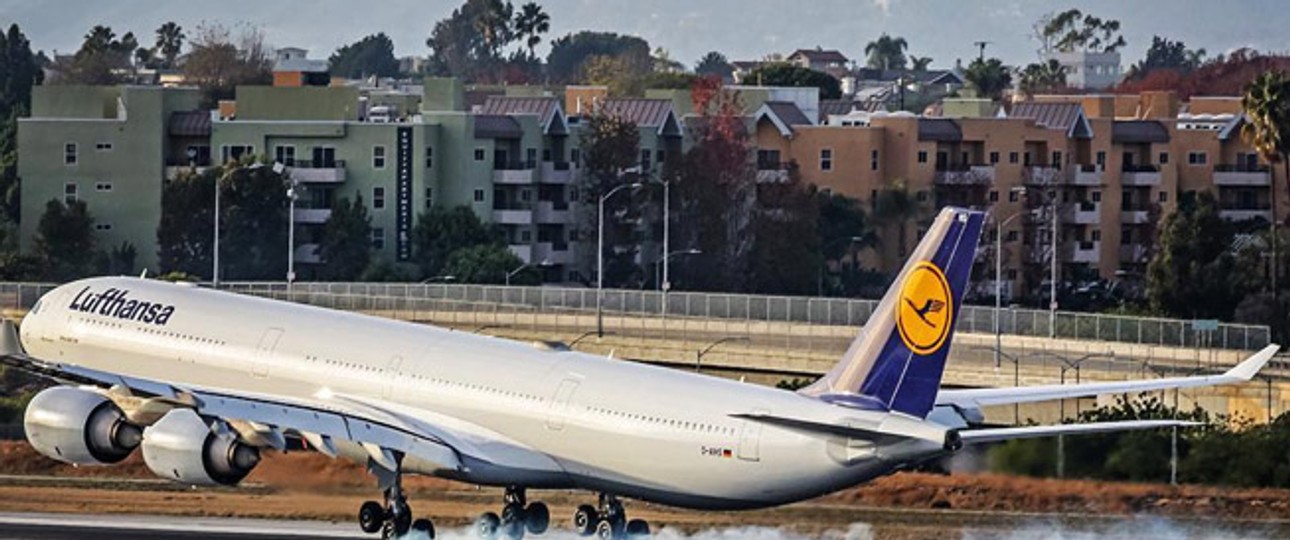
[412,518,436,539]
[574,505,599,536]
[359,500,385,534]
[524,502,550,535]
[390,500,413,537]
[594,519,622,540]
[626,519,650,538]
[500,503,526,539]
[476,511,501,539]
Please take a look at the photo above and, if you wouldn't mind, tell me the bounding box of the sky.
[1,0,1288,70]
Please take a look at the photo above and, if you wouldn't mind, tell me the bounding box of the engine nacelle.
[23,386,142,465]
[141,408,260,486]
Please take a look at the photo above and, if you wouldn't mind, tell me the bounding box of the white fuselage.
[19,278,942,510]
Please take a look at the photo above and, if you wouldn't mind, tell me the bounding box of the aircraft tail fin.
[800,207,985,418]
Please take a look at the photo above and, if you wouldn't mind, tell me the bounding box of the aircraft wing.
[935,344,1279,409]
[0,320,540,476]
[958,420,1199,445]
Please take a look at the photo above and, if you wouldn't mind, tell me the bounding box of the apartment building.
[752,90,1286,302]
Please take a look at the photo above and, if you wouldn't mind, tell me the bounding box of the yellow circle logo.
[895,261,953,355]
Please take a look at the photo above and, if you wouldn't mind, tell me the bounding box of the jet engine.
[141,408,261,486]
[23,386,142,465]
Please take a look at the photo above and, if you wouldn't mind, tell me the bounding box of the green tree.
[441,244,529,284]
[512,2,550,60]
[747,165,820,295]
[33,199,96,281]
[182,22,272,107]
[156,168,214,277]
[329,33,400,79]
[817,191,877,295]
[1035,9,1127,55]
[545,31,651,84]
[1127,36,1206,80]
[220,162,289,280]
[96,241,136,275]
[908,55,933,73]
[744,64,841,99]
[51,25,138,84]
[578,110,643,286]
[872,180,924,269]
[1018,59,1068,97]
[411,206,503,278]
[154,22,185,69]
[0,24,44,225]
[694,51,733,80]
[426,0,518,81]
[963,57,1012,101]
[318,196,372,280]
[864,33,908,70]
[1241,70,1290,292]
[1146,192,1244,319]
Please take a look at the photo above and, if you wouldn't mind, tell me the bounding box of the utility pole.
[973,41,992,61]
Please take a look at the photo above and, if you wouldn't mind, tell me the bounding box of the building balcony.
[1071,164,1103,186]
[534,201,572,224]
[293,208,332,224]
[289,160,347,184]
[1061,201,1100,225]
[756,163,791,183]
[164,165,212,181]
[1214,164,1271,186]
[493,207,533,225]
[1121,165,1161,186]
[1023,166,1064,186]
[1065,240,1100,264]
[508,244,532,263]
[533,241,575,265]
[494,161,536,184]
[934,164,995,185]
[1219,207,1273,222]
[540,161,575,184]
[1119,244,1149,264]
[1120,208,1151,224]
[293,243,322,265]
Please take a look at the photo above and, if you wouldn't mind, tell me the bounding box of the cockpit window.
[29,300,41,315]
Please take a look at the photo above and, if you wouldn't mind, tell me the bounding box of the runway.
[0,512,367,539]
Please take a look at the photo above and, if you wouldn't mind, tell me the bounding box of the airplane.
[0,206,1277,540]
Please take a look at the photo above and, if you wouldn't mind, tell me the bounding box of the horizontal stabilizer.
[731,412,955,449]
[959,419,1200,445]
[936,344,1279,409]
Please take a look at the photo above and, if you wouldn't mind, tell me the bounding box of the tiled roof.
[855,68,962,85]
[600,98,675,127]
[1112,121,1169,144]
[1010,102,1084,131]
[765,101,812,126]
[473,115,523,139]
[819,99,857,120]
[789,49,849,63]
[479,96,560,127]
[168,111,211,137]
[918,118,962,142]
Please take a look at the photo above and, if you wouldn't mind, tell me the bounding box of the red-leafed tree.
[1115,49,1290,99]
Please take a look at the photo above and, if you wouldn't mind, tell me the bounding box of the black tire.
[501,503,526,539]
[359,500,385,534]
[392,503,413,537]
[476,511,501,539]
[524,502,550,535]
[413,518,436,539]
[594,519,621,540]
[573,505,598,536]
[626,519,650,538]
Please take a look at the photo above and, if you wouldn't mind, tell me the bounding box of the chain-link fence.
[0,281,1271,351]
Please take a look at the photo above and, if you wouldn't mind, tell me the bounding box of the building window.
[373,187,386,209]
[474,189,485,202]
[474,148,485,161]
[989,151,1000,165]
[424,187,433,209]
[520,230,532,242]
[1091,230,1101,242]
[1187,151,1208,165]
[64,182,77,204]
[1159,152,1169,165]
[1158,191,1168,203]
[371,228,385,250]
[640,149,652,171]
[571,148,581,164]
[542,148,552,162]
[274,145,296,166]
[1096,151,1106,166]
[870,149,879,171]
[520,189,532,202]
[1006,269,1018,280]
[373,145,387,169]
[657,149,666,164]
[1006,230,1018,242]
[64,143,78,165]
[1009,151,1019,164]
[1052,151,1062,167]
[425,146,434,168]
[95,223,112,231]
[221,144,254,163]
[1023,152,1032,166]
[917,150,928,163]
[989,190,998,202]
[1091,190,1101,202]
[568,228,578,242]
[916,190,928,202]
[95,182,113,192]
[820,148,833,171]
[526,148,538,165]
[1008,190,1020,202]
[95,142,113,152]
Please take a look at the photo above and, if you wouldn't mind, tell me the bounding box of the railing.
[1122,164,1160,173]
[1215,164,1270,173]
[495,160,537,171]
[292,159,347,169]
[1,282,1271,350]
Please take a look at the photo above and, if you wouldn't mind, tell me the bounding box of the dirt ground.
[0,440,1287,536]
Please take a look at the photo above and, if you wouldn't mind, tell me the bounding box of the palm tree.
[864,34,908,70]
[1018,59,1067,97]
[155,22,184,69]
[1241,71,1290,291]
[909,55,933,73]
[472,0,514,57]
[964,57,1012,101]
[512,2,549,59]
[872,179,924,266]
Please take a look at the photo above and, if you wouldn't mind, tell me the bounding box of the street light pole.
[213,171,221,287]
[995,210,1023,372]
[286,178,298,294]
[662,179,670,291]
[597,182,640,338]
[1050,191,1059,338]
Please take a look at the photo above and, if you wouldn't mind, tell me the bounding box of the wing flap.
[936,344,1279,409]
[960,420,1199,445]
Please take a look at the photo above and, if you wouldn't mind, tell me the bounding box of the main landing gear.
[573,494,650,539]
[474,486,550,539]
[358,454,435,539]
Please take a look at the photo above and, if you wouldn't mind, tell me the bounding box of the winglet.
[0,319,22,356]
[1224,344,1279,380]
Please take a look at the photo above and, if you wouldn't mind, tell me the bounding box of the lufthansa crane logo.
[895,261,953,355]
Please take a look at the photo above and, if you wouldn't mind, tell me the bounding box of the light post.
[419,275,456,284]
[661,178,672,292]
[994,201,1026,372]
[1036,351,1115,478]
[213,169,222,287]
[696,336,750,372]
[818,236,866,296]
[282,164,296,293]
[505,259,552,286]
[971,345,1023,425]
[597,182,641,338]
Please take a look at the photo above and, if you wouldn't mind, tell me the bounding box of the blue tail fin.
[800,207,985,418]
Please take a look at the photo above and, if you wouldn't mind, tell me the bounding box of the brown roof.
[600,99,675,127]
[788,49,849,63]
[918,118,961,142]
[765,101,812,127]
[473,115,523,139]
[168,111,211,137]
[479,96,560,127]
[818,99,856,120]
[1010,102,1084,131]
[1112,121,1169,144]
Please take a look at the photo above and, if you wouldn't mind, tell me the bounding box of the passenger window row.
[584,405,734,435]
